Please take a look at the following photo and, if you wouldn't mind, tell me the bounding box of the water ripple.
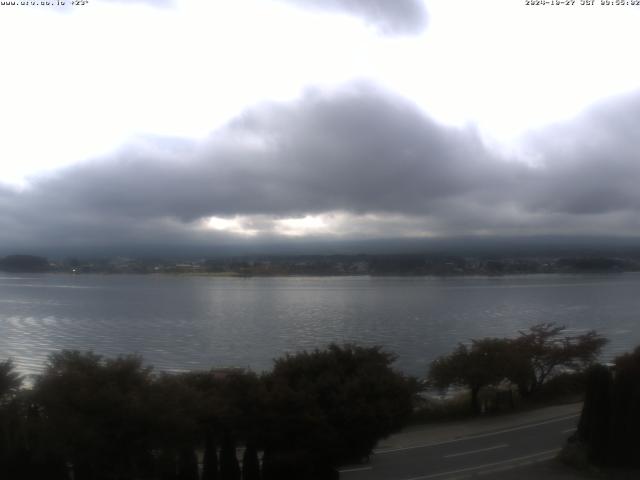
[1,273,640,377]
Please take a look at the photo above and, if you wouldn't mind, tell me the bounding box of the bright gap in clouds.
[204,213,444,239]
[206,215,333,237]
[275,216,331,237]
[206,217,259,237]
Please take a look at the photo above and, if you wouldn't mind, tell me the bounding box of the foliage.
[241,442,260,480]
[429,323,607,413]
[33,350,156,480]
[0,359,22,405]
[264,344,417,473]
[576,364,612,465]
[0,255,50,273]
[201,432,219,480]
[219,432,241,480]
[607,346,640,466]
[512,323,607,397]
[526,371,586,404]
[575,347,640,467]
[409,391,474,424]
[0,343,417,479]
[429,338,513,414]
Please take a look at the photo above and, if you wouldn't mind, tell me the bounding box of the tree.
[202,431,219,480]
[147,372,204,480]
[178,368,267,480]
[573,346,640,467]
[607,346,640,466]
[263,344,417,474]
[219,431,241,480]
[33,350,156,480]
[576,364,613,465]
[177,447,199,480]
[512,323,607,397]
[0,359,22,405]
[430,324,608,413]
[0,360,27,478]
[429,338,512,414]
[0,254,49,273]
[241,442,260,480]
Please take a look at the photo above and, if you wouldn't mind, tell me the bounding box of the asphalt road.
[339,413,579,480]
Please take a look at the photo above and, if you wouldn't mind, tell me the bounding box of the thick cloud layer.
[2,85,640,253]
[278,0,428,35]
[17,86,501,222]
[519,92,640,216]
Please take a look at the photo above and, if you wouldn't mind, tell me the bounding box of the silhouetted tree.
[0,359,22,404]
[0,361,28,480]
[241,442,260,480]
[577,364,612,464]
[178,447,199,480]
[511,323,607,397]
[202,431,219,480]
[571,346,640,467]
[219,431,241,480]
[2,345,414,479]
[264,344,416,473]
[261,449,309,480]
[608,347,640,466]
[33,351,156,480]
[429,338,512,414]
[430,324,608,413]
[0,254,49,273]
[158,449,178,480]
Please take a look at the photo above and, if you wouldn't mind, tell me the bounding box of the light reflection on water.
[1,273,639,377]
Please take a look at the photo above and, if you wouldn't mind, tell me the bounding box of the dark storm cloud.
[30,85,503,223]
[3,84,640,251]
[0,84,500,247]
[277,0,428,34]
[518,91,640,216]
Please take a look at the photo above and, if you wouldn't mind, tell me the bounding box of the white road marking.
[403,448,561,480]
[338,466,373,473]
[443,443,508,458]
[562,427,577,434]
[376,414,579,454]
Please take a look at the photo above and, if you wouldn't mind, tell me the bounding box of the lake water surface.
[1,273,639,377]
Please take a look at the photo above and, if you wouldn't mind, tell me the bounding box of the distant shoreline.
[4,252,640,277]
[4,270,638,279]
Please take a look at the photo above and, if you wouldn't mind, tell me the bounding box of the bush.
[410,392,473,424]
[0,345,418,479]
[525,371,587,405]
[575,348,640,467]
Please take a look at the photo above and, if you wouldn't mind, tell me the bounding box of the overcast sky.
[1,0,640,254]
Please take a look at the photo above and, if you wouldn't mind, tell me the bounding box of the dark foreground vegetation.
[428,323,607,415]
[0,345,416,480]
[565,346,640,469]
[2,324,638,479]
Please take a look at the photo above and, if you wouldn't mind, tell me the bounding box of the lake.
[1,273,639,377]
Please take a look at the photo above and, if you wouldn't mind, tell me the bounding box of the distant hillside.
[0,254,50,273]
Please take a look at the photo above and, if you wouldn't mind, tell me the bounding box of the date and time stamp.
[0,1,89,7]
[1,0,638,8]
